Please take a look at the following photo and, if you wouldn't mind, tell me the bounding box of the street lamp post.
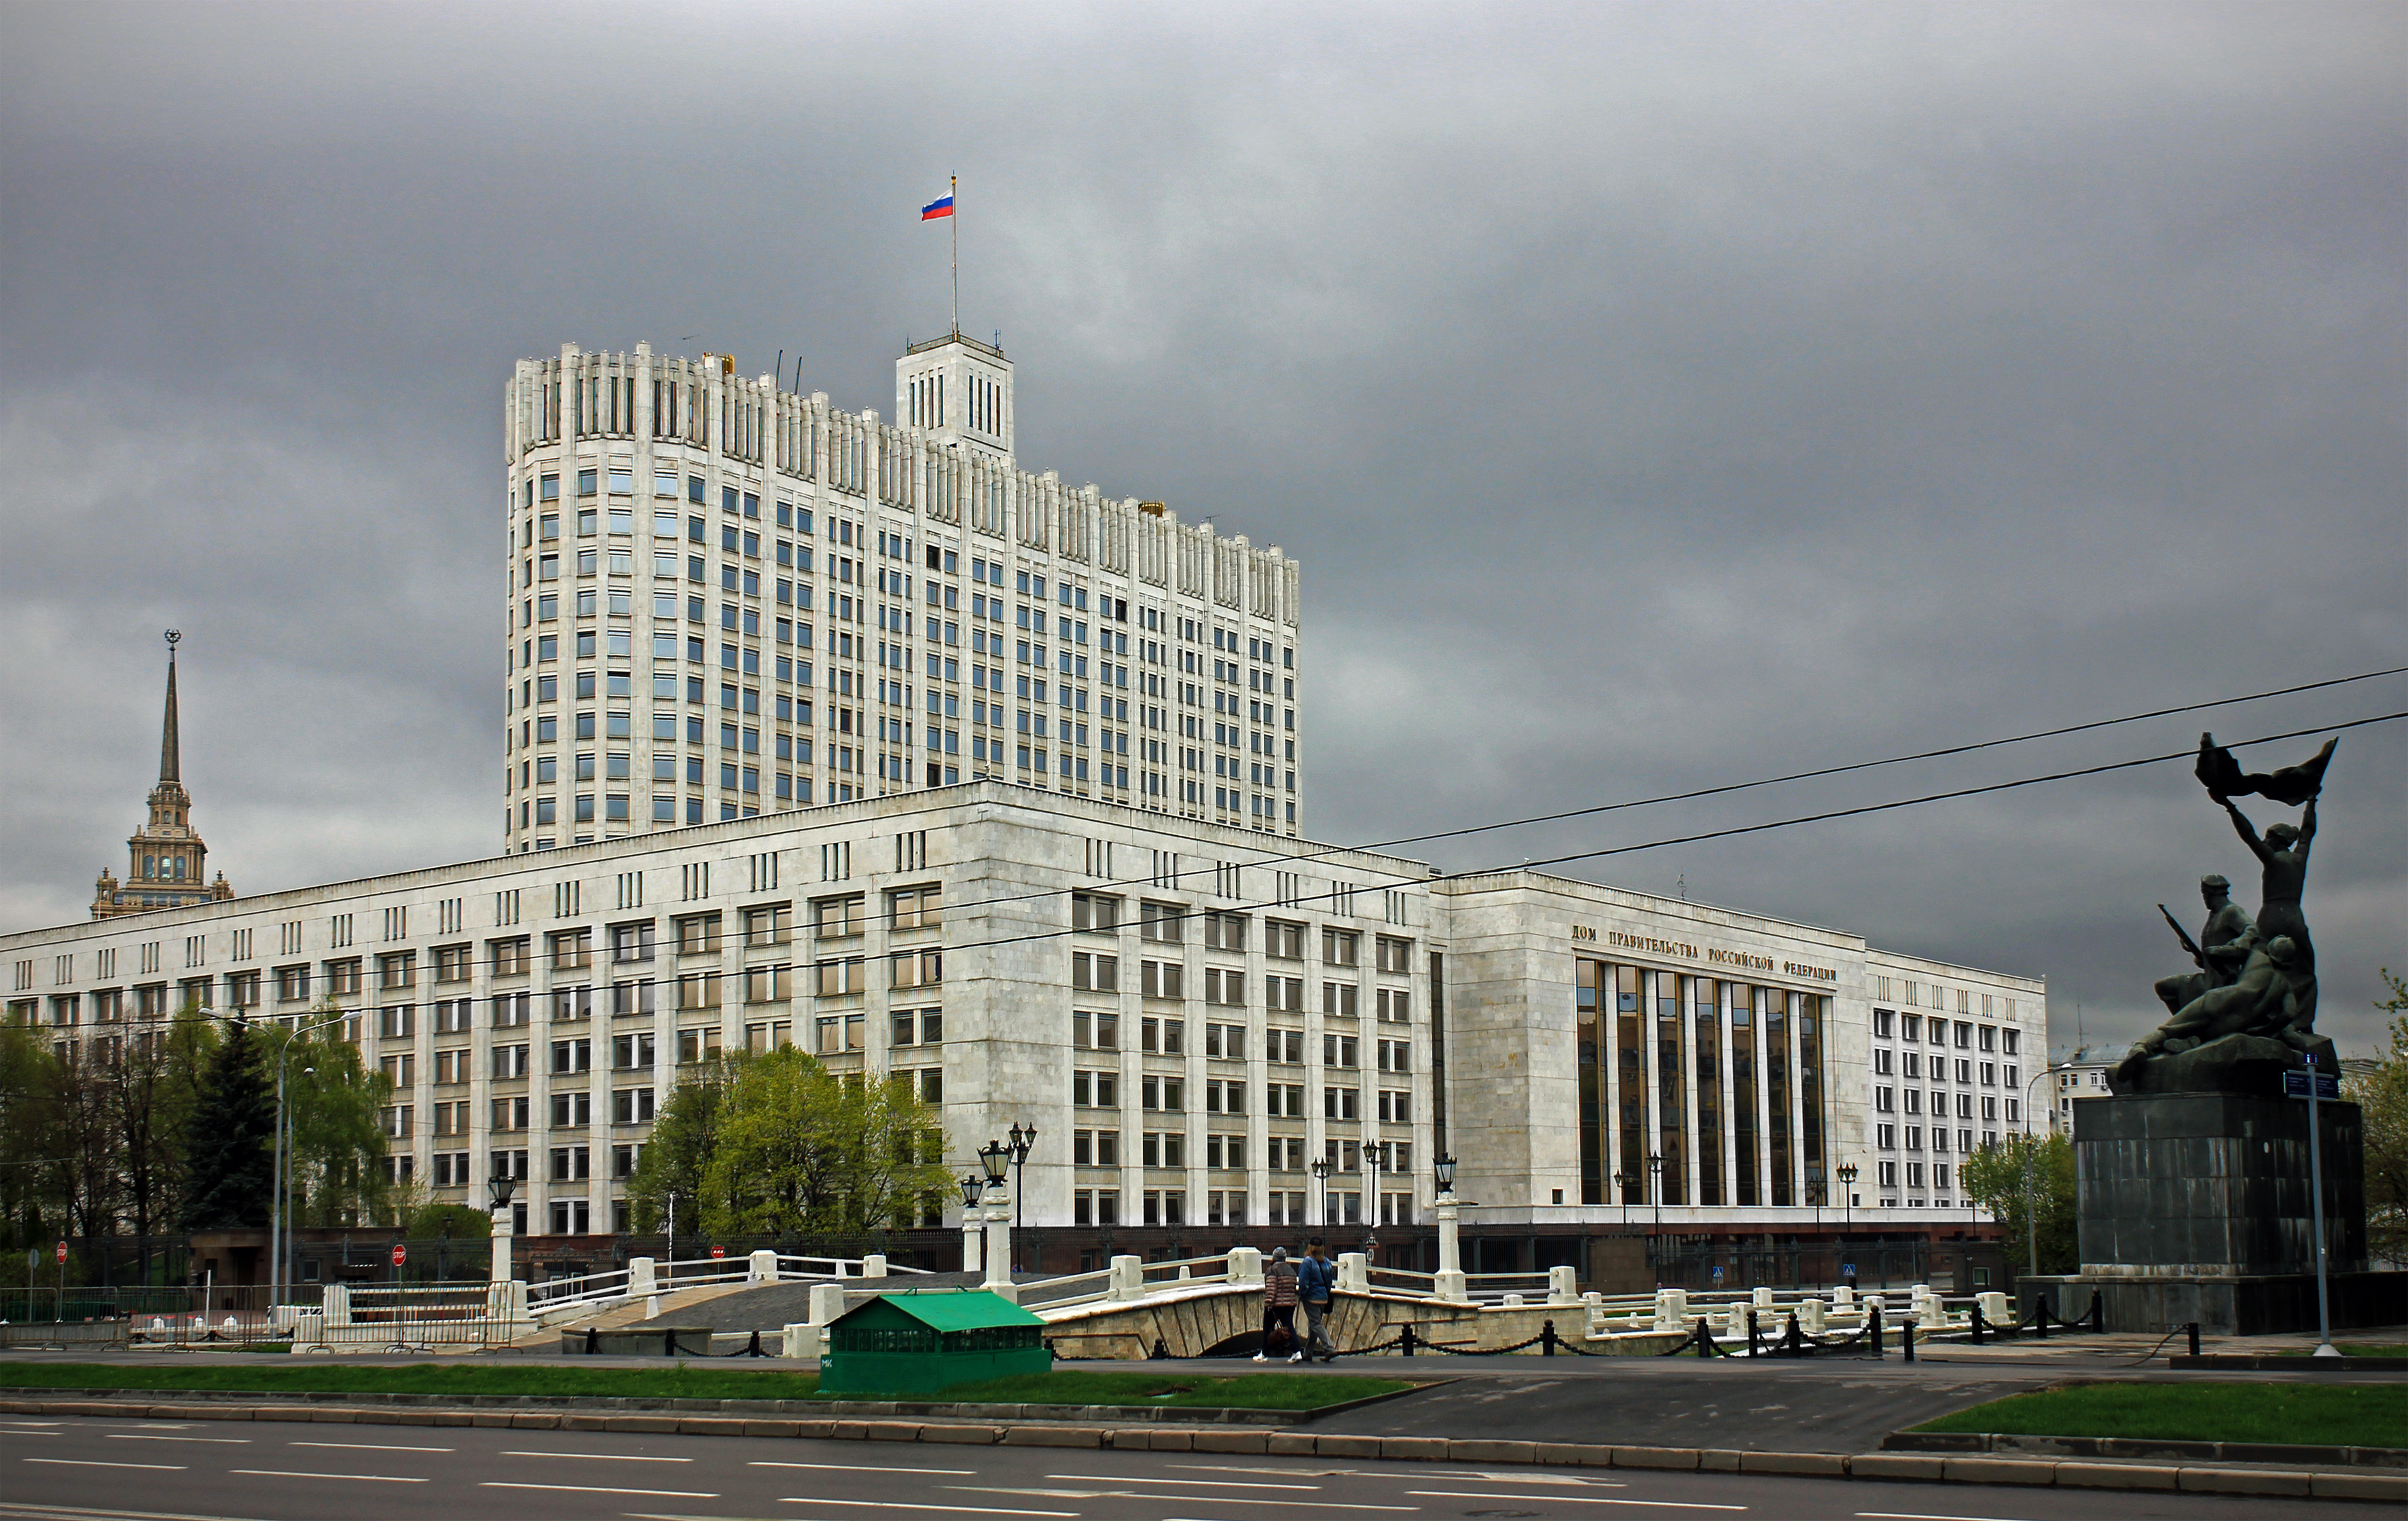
[958,1173,986,1275]
[1309,1158,1332,1234]
[1613,1168,1637,1231]
[268,1006,349,1312]
[1432,1154,1466,1301]
[2018,1062,2070,1277]
[978,1140,1013,1291]
[1006,1122,1037,1273]
[1362,1142,1387,1263]
[1836,1164,1860,1284]
[486,1175,518,1287]
[1645,1152,1664,1281]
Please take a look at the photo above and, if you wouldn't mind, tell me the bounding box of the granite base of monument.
[2039,1091,2402,1336]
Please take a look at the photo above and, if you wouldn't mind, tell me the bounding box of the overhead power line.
[760,708,2407,968]
[855,662,2408,925]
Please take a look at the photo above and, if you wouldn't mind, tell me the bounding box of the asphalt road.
[0,1414,2388,1521]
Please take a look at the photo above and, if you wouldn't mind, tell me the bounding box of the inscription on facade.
[1597,926,1840,985]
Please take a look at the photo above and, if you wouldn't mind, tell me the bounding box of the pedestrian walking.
[1298,1238,1338,1362]
[1253,1246,1300,1362]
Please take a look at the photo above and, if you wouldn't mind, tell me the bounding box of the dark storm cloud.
[2,1,2401,1050]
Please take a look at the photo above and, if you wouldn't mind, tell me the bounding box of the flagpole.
[950,174,960,337]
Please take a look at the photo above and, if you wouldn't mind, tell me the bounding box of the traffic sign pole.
[2304,1055,2337,1357]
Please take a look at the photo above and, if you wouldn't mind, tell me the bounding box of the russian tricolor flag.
[922,194,955,221]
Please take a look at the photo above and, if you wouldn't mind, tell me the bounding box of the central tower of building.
[499,338,1304,853]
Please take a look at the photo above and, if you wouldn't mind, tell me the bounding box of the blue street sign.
[2284,1071,2341,1100]
[1842,1262,1855,1277]
[1711,1264,1725,1281]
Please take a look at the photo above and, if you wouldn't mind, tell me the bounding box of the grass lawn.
[1914,1382,2408,1448]
[2275,1343,2408,1358]
[0,1361,1408,1410]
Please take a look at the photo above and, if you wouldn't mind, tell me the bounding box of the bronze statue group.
[2113,733,2337,1093]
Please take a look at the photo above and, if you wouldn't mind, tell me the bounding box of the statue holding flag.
[2111,733,2337,1095]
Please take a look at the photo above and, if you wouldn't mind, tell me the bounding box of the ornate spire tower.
[92,631,234,918]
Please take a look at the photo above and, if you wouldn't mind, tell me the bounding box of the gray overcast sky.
[2,1,2401,1055]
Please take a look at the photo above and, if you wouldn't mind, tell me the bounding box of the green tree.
[701,1052,947,1236]
[626,1054,742,1237]
[280,1018,395,1228]
[109,1008,218,1272]
[2348,968,2408,1267]
[180,1016,276,1229]
[0,1019,65,1277]
[1962,1131,2077,1276]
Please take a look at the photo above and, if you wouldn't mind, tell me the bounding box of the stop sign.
[55,1241,66,1265]
[710,1244,725,1260]
[390,1243,407,1267]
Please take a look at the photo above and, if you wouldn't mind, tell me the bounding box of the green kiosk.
[819,1289,1053,1397]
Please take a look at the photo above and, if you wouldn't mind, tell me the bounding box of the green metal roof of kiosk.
[828,1289,1045,1333]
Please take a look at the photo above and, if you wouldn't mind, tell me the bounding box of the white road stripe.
[751,1463,977,1473]
[751,1461,977,1475]
[23,1459,187,1471]
[1412,1494,1745,1512]
[230,1469,428,1483]
[289,1440,455,1452]
[107,1434,250,1444]
[0,1430,60,1437]
[1044,1475,1319,1490]
[1857,1514,2048,1521]
[479,1483,720,1498]
[500,1449,696,1462]
[780,1499,1078,1518]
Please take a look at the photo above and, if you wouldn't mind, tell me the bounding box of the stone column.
[961,1212,983,1275]
[1434,1190,1468,1302]
[981,1177,1015,1300]
[490,1202,515,1287]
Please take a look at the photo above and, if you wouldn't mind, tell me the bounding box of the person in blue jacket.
[1296,1238,1338,1362]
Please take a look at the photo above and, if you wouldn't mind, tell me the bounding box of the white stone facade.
[6,788,2045,1247]
[500,338,1305,859]
[1863,950,2049,1213]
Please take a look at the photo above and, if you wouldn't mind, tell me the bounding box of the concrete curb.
[1,1395,2401,1503]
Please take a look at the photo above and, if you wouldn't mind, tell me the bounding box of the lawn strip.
[1911,1380,2408,1448]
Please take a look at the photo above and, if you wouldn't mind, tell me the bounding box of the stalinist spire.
[160,629,182,783]
[94,628,231,917]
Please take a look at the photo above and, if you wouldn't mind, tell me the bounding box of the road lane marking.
[981,1492,1402,1512]
[1857,1514,2050,1521]
[0,1430,60,1437]
[1044,1475,1319,1490]
[501,1450,697,1462]
[751,1461,977,1475]
[289,1440,455,1452]
[1410,1494,1745,1512]
[230,1468,428,1482]
[480,1483,720,1498]
[780,1500,1079,1518]
[0,1502,276,1521]
[107,1435,250,1444]
[24,1459,187,1471]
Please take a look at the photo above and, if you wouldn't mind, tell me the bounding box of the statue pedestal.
[2030,1091,2404,1335]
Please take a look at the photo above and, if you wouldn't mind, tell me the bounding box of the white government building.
[10,334,2046,1281]
[500,335,1302,852]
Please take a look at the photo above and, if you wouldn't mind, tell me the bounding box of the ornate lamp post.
[957,1173,986,1275]
[486,1175,518,1287]
[1309,1157,1332,1234]
[1006,1122,1037,1273]
[1433,1154,1466,1302]
[978,1140,1013,1292]
[1362,1142,1387,1262]
[1614,1167,1638,1230]
[1836,1163,1860,1283]
[1646,1152,1664,1281]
